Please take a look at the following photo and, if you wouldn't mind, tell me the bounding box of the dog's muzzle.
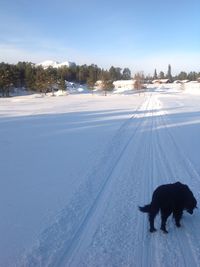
[187,209,193,214]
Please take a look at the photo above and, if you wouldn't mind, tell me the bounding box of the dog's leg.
[160,209,171,233]
[173,210,183,227]
[149,209,158,232]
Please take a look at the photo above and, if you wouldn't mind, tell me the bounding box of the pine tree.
[109,66,122,81]
[46,67,57,95]
[0,64,13,97]
[159,71,165,79]
[101,70,113,96]
[77,65,88,84]
[187,71,197,81]
[86,65,100,89]
[153,69,158,79]
[16,62,26,87]
[58,77,66,92]
[35,66,48,94]
[177,71,187,80]
[25,63,36,91]
[122,68,131,80]
[167,64,173,82]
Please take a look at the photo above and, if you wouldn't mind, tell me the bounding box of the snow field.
[1,87,200,266]
[0,94,144,266]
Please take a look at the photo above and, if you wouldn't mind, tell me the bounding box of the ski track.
[21,91,200,267]
[154,100,200,266]
[21,94,147,266]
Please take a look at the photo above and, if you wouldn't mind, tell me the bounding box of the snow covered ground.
[1,86,200,266]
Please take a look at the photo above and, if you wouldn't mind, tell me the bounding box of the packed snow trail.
[22,91,200,267]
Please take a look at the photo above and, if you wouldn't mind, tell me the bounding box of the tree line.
[0,62,200,97]
[0,62,132,96]
[153,64,200,82]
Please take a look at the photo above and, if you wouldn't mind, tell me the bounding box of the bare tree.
[180,82,185,91]
[134,72,145,91]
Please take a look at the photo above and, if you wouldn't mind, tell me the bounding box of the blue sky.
[0,0,200,75]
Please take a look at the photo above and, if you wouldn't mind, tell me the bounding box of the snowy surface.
[1,85,200,266]
[36,60,75,69]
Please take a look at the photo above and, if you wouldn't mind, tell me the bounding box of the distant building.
[173,80,181,84]
[94,80,103,89]
[113,80,136,89]
[188,81,198,84]
[173,80,189,84]
[181,80,189,83]
[152,79,170,84]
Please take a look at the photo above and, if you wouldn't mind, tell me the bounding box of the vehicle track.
[129,93,200,267]
[22,94,149,266]
[149,94,200,266]
[56,95,153,267]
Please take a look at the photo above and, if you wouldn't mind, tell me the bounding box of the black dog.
[139,182,197,233]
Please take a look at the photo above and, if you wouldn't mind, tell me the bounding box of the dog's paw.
[149,228,157,233]
[161,227,168,234]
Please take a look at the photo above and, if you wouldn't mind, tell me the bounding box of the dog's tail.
[139,204,151,213]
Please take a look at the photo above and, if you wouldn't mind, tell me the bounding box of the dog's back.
[152,182,185,209]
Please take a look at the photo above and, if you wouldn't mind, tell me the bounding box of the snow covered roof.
[188,81,198,84]
[181,79,189,83]
[173,80,189,84]
[152,79,170,84]
[113,80,137,91]
[113,80,136,86]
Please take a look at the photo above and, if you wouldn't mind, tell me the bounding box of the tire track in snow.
[139,94,167,267]
[150,95,200,267]
[149,97,186,267]
[159,106,200,265]
[79,93,168,267]
[79,93,156,267]
[21,95,148,266]
[73,92,200,267]
[135,93,157,267]
[85,92,157,267]
[131,94,200,267]
[118,93,200,267]
[57,95,153,267]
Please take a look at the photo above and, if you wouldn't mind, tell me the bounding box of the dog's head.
[185,197,197,214]
[182,184,197,214]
